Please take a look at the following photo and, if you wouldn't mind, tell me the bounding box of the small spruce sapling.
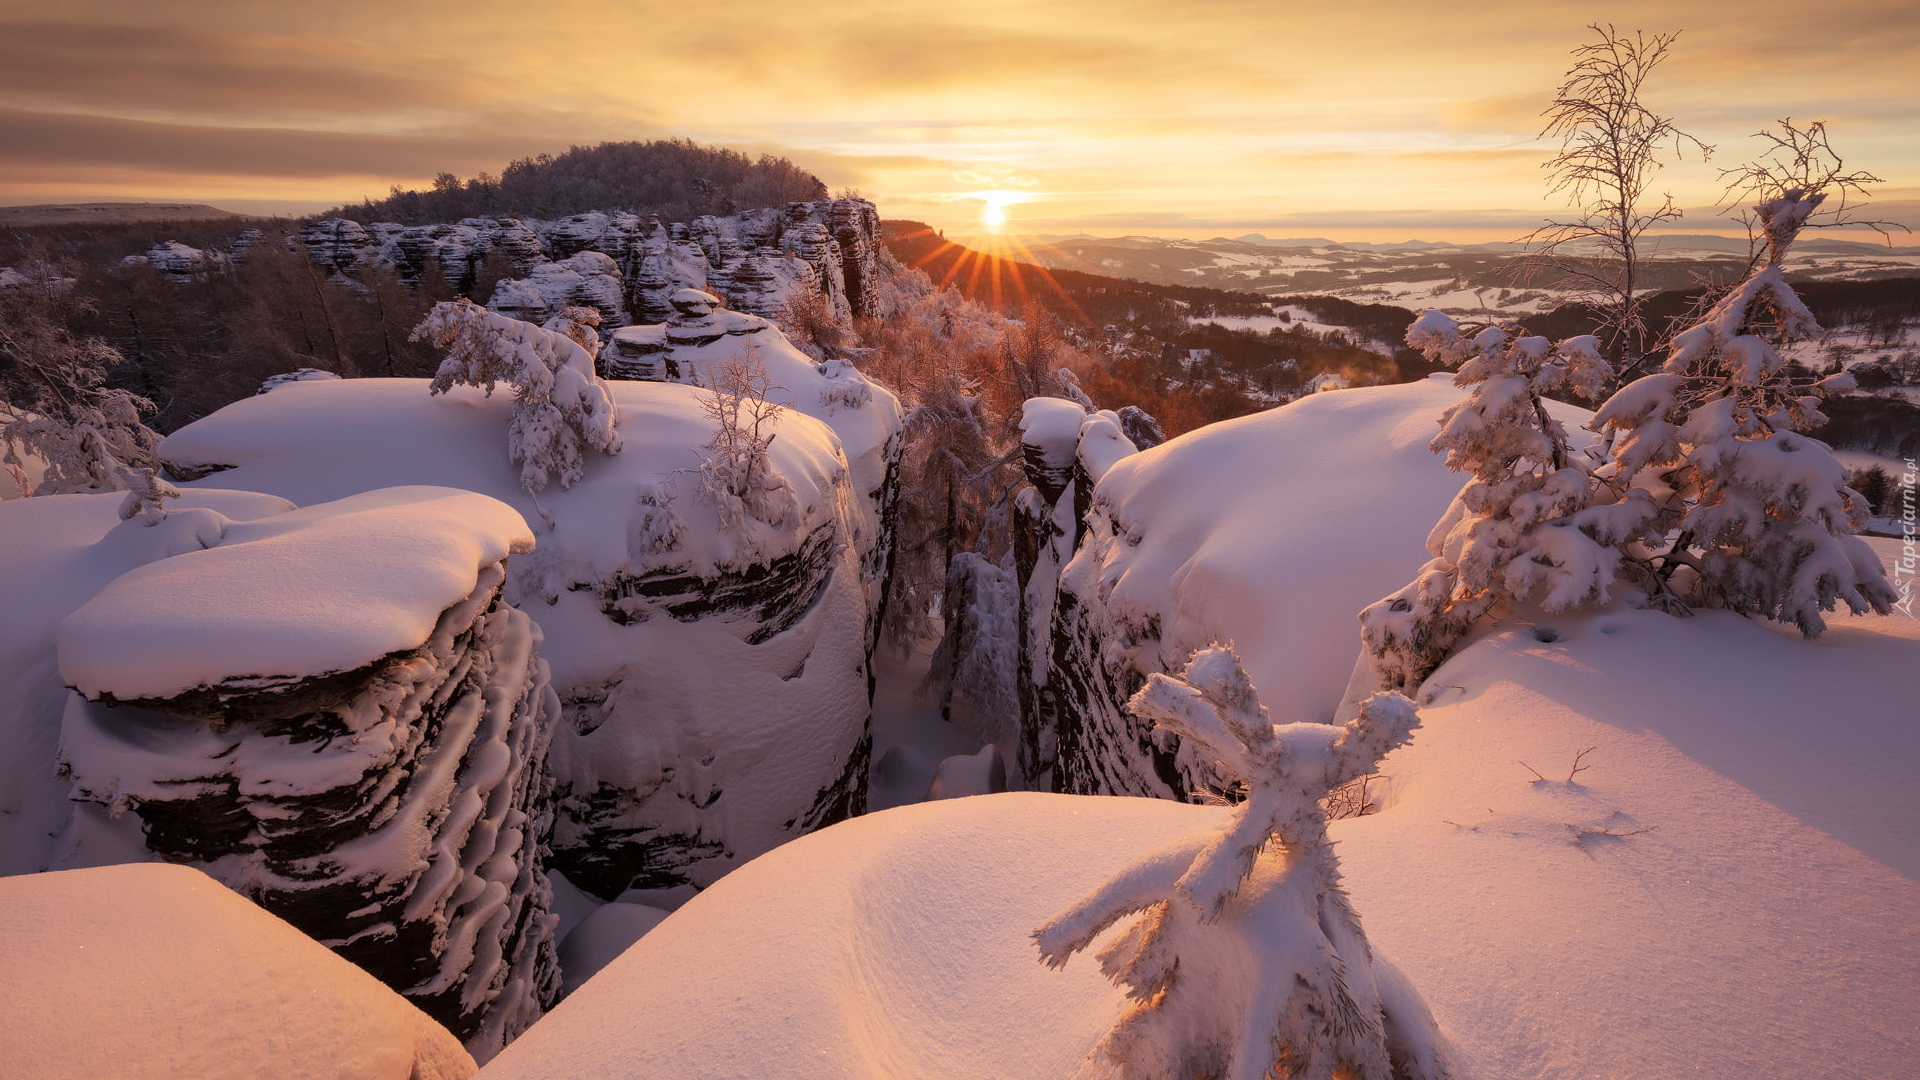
[116,466,181,525]
[1034,646,1453,1080]
[1361,312,1656,691]
[412,299,621,496]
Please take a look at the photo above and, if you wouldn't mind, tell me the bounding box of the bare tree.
[697,347,793,531]
[1517,25,1710,386]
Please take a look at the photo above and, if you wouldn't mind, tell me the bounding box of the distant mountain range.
[0,202,248,226]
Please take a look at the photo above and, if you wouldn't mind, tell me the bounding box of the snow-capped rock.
[303,198,882,333]
[48,487,560,1059]
[1025,378,1486,795]
[155,373,892,906]
[121,240,222,281]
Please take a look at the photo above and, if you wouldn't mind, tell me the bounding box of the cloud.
[0,21,469,123]
[0,108,593,183]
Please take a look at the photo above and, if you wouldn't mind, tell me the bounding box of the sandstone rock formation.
[45,487,561,1060]
[296,198,881,334]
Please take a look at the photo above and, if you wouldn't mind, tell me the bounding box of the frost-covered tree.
[1589,121,1897,635]
[412,298,621,495]
[1034,646,1452,1080]
[1,269,162,495]
[697,351,793,531]
[1360,312,1655,690]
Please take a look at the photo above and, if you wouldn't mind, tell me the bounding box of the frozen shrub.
[1035,645,1453,1080]
[697,351,793,532]
[412,298,622,495]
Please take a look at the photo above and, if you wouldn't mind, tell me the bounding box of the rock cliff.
[296,198,881,332]
[2,487,561,1060]
[154,366,899,906]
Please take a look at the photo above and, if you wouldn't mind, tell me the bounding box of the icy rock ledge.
[54,486,561,1060]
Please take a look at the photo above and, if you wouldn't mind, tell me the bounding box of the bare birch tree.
[1517,25,1710,387]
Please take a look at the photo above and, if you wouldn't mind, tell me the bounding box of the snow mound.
[480,792,1221,1080]
[58,486,533,703]
[1337,599,1920,1078]
[1062,376,1507,728]
[0,862,474,1080]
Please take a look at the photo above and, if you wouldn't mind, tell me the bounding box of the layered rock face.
[598,290,903,654]
[154,369,900,906]
[120,240,222,281]
[44,487,561,1060]
[297,198,881,331]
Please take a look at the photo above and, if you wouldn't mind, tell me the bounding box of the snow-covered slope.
[157,376,884,903]
[1030,375,1595,796]
[480,576,1919,1080]
[1340,593,1920,1078]
[0,862,475,1080]
[479,792,1215,1080]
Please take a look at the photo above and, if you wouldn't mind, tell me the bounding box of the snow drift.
[0,862,475,1080]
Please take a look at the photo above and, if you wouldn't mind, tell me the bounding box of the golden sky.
[2,0,1916,241]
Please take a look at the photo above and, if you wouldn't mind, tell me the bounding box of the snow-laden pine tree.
[412,298,621,495]
[1034,645,1453,1080]
[1360,313,1656,691]
[1588,129,1895,635]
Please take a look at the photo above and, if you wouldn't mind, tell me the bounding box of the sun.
[969,189,1032,234]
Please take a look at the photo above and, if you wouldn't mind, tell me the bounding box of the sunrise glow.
[0,1,1910,239]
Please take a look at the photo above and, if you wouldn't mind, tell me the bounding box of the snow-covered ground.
[484,371,1917,1079]
[1,862,476,1080]
[483,558,1919,1079]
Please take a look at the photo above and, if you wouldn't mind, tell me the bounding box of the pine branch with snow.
[412,299,621,495]
[1034,645,1452,1080]
[1591,170,1895,635]
[1362,312,1646,691]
